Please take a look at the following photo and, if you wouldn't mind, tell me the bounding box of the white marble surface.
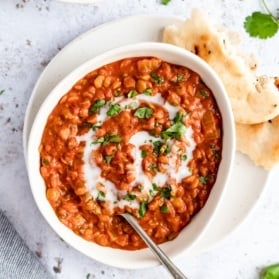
[1,0,279,278]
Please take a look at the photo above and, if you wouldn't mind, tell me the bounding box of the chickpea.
[136,79,147,92]
[94,75,105,88]
[124,76,136,88]
[171,197,186,213]
[46,188,60,202]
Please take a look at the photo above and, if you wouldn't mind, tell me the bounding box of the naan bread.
[162,9,279,124]
[236,116,279,169]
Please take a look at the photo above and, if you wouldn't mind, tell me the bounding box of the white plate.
[23,14,270,260]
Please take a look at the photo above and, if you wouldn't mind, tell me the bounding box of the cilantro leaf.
[176,73,184,83]
[152,140,171,156]
[160,187,171,199]
[162,112,187,140]
[244,11,279,39]
[134,107,153,119]
[128,90,138,98]
[89,99,106,114]
[143,88,153,95]
[198,89,209,97]
[173,111,184,123]
[160,204,169,213]
[260,263,279,279]
[141,150,147,158]
[150,72,164,84]
[104,155,113,165]
[161,0,171,5]
[96,191,106,200]
[138,201,147,217]
[162,122,186,140]
[181,154,188,161]
[199,174,213,185]
[149,183,158,197]
[0,90,5,96]
[107,103,121,117]
[123,193,136,201]
[93,134,122,146]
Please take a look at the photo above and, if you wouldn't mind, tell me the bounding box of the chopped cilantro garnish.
[162,112,187,140]
[141,150,147,158]
[149,163,158,172]
[96,191,106,200]
[152,140,171,156]
[89,99,106,114]
[173,111,184,123]
[92,124,101,131]
[128,90,138,98]
[160,204,169,213]
[93,134,122,146]
[104,155,113,165]
[152,140,163,156]
[152,183,158,191]
[128,102,138,109]
[199,174,213,185]
[42,159,49,165]
[149,130,156,136]
[181,154,188,161]
[161,142,171,155]
[210,145,221,159]
[138,201,147,217]
[199,176,208,185]
[160,187,171,199]
[176,73,184,83]
[123,193,136,201]
[84,122,101,131]
[150,72,164,84]
[134,107,153,119]
[0,90,5,95]
[107,103,121,117]
[143,88,153,95]
[162,122,186,140]
[149,183,159,197]
[92,137,105,144]
[198,89,209,97]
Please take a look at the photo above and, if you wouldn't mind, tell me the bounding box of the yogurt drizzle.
[76,93,197,209]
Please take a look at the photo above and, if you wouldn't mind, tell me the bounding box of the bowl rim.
[27,42,235,269]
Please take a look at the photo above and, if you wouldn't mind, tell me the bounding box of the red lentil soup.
[39,57,222,250]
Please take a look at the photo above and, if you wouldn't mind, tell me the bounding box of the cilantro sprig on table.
[244,0,279,39]
[260,263,279,279]
[161,0,171,5]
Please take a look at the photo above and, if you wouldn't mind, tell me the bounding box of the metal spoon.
[120,213,189,279]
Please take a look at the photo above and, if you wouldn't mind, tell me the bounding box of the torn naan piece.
[236,116,279,169]
[162,9,279,124]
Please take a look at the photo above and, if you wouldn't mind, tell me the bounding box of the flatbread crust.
[236,116,279,169]
[163,9,279,125]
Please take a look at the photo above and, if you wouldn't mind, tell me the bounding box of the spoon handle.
[121,213,188,279]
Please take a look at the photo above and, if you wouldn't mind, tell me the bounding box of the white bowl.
[27,42,235,269]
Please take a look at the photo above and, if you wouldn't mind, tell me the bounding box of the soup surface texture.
[40,57,222,250]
